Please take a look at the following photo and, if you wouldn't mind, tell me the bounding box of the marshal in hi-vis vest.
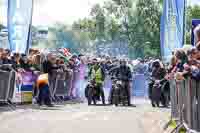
[91,67,103,84]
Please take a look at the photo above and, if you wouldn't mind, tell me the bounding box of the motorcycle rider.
[109,59,132,106]
[88,58,106,104]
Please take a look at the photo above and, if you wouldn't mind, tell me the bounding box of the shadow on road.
[88,104,137,107]
[33,107,62,111]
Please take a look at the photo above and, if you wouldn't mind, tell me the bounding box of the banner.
[160,0,186,61]
[13,72,22,103]
[192,19,200,46]
[7,0,33,54]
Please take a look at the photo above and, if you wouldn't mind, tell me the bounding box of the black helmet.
[152,60,160,68]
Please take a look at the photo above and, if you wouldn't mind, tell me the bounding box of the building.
[32,27,48,40]
[0,27,9,49]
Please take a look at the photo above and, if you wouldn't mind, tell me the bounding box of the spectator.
[2,50,11,64]
[175,49,188,72]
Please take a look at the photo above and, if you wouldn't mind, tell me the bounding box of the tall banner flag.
[8,0,33,54]
[192,19,200,46]
[160,0,186,61]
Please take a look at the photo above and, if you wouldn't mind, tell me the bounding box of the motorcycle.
[149,78,170,107]
[85,79,97,105]
[85,79,105,105]
[110,78,130,106]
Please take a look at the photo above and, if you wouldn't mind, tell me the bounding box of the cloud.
[32,0,107,26]
[0,0,7,25]
[190,0,200,5]
[1,0,107,26]
[0,0,7,5]
[34,0,48,6]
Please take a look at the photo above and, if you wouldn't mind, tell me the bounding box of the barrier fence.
[0,69,16,108]
[0,67,75,105]
[170,77,200,132]
[0,70,12,103]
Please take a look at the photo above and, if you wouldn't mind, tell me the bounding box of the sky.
[0,0,200,27]
[189,0,200,5]
[32,0,107,26]
[0,0,107,26]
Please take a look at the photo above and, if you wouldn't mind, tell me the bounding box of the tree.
[70,0,161,58]
[90,4,106,40]
[128,0,161,58]
[0,24,5,31]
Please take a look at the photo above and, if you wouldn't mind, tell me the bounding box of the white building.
[32,27,48,40]
[0,28,9,49]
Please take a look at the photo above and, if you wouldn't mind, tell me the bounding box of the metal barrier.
[49,70,59,102]
[50,69,73,103]
[0,70,12,102]
[169,77,200,132]
[65,69,73,97]
[169,79,179,120]
[0,65,75,105]
[0,69,16,108]
[54,70,68,97]
[8,71,16,101]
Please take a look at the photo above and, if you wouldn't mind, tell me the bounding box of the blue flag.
[192,19,200,46]
[160,0,186,61]
[7,0,33,54]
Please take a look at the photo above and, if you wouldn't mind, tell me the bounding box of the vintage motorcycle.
[149,78,170,107]
[85,79,104,105]
[110,78,130,106]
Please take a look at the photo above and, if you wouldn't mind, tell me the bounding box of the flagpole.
[182,0,186,46]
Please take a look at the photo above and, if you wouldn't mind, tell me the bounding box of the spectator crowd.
[167,42,200,81]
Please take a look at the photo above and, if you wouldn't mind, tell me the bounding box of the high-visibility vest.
[91,67,103,84]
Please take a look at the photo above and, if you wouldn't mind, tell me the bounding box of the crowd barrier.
[170,77,200,132]
[0,69,16,107]
[53,70,71,97]
[45,69,73,103]
[0,67,75,105]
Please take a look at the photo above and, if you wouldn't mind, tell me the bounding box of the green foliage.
[128,0,161,58]
[0,24,4,31]
[32,0,162,58]
[70,0,162,58]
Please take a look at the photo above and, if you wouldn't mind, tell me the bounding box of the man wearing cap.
[1,50,11,64]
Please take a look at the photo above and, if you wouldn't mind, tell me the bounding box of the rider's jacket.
[151,67,166,80]
[109,65,132,81]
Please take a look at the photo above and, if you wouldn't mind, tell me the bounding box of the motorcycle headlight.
[116,81,122,84]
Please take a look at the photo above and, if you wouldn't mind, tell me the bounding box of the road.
[0,98,170,133]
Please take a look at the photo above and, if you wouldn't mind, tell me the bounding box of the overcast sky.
[0,0,107,26]
[32,0,107,26]
[189,0,200,5]
[0,0,199,26]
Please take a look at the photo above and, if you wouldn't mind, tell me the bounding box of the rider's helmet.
[120,58,126,66]
[152,60,161,68]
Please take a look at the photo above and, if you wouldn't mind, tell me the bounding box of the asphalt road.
[0,98,170,133]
